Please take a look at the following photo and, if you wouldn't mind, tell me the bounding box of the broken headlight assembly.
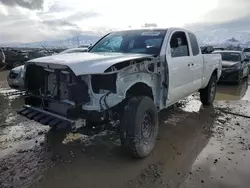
[91,73,117,94]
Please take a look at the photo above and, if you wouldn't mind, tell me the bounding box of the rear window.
[243,48,250,52]
[214,52,241,62]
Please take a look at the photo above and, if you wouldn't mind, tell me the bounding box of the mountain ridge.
[1,30,250,48]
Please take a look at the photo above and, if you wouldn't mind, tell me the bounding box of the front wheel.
[120,96,158,158]
[200,75,217,105]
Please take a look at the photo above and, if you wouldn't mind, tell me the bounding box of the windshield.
[215,52,241,62]
[89,30,167,55]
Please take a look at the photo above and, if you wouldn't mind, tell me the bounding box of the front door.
[166,30,194,105]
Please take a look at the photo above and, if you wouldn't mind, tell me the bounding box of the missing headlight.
[91,73,117,93]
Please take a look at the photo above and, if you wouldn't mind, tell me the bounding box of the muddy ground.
[1,70,250,188]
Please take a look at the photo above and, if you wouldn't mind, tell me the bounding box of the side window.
[188,32,200,56]
[170,31,189,57]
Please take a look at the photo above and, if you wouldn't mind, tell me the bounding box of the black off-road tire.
[200,75,217,105]
[120,96,158,158]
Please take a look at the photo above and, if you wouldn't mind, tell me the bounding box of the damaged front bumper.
[17,91,125,130]
[219,69,241,82]
[17,105,85,130]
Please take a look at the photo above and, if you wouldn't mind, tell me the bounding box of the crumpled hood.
[28,52,153,76]
[221,60,240,68]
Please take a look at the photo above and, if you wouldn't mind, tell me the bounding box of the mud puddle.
[215,78,250,101]
[179,101,250,188]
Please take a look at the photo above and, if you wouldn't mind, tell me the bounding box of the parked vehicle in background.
[7,47,89,90]
[3,49,29,68]
[17,28,221,158]
[243,48,250,68]
[243,48,250,58]
[59,47,88,54]
[7,65,25,90]
[212,50,249,84]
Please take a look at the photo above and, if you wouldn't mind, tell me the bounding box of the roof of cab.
[108,27,192,33]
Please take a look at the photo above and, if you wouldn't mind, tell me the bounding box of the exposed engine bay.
[24,64,119,119]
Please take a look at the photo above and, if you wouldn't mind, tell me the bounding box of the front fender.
[117,72,158,97]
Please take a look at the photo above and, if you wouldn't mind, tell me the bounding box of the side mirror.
[206,46,214,53]
[201,46,214,54]
[244,58,249,62]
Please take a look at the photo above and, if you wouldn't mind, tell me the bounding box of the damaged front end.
[17,54,161,131]
[17,63,121,130]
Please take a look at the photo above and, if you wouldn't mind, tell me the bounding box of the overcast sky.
[0,0,249,43]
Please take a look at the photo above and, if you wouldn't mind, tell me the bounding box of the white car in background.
[7,47,89,89]
[7,65,25,90]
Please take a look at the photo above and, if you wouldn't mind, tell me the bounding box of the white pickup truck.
[18,28,222,158]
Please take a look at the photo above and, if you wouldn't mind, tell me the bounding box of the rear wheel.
[200,75,217,105]
[120,96,158,158]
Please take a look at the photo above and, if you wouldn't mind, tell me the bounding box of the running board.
[17,105,78,130]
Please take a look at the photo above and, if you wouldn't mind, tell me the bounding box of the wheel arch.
[125,82,154,100]
[212,68,218,80]
[200,68,219,91]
